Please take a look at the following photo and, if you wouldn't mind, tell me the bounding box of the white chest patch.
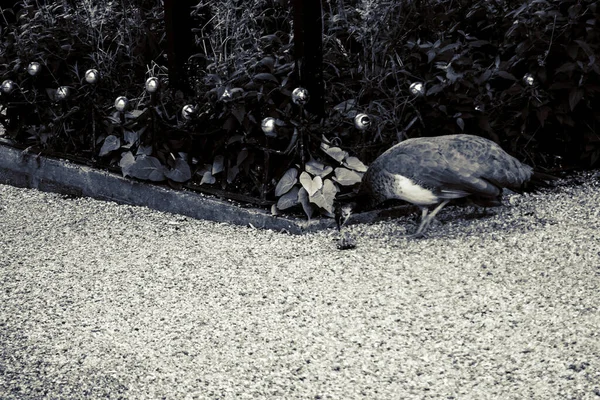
[388,174,439,206]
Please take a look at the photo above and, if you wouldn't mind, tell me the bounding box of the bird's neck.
[354,190,376,212]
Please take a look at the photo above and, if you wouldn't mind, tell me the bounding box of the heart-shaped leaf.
[276,186,300,210]
[332,167,362,186]
[119,151,135,177]
[275,168,298,196]
[308,179,338,214]
[200,171,216,185]
[323,146,349,163]
[232,104,245,124]
[99,135,121,156]
[305,159,333,177]
[165,158,192,182]
[299,171,323,196]
[343,156,368,172]
[128,155,166,181]
[298,187,313,220]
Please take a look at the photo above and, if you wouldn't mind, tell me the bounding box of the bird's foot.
[397,230,427,239]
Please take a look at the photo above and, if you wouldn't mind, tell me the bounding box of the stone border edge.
[0,142,340,234]
[0,142,413,233]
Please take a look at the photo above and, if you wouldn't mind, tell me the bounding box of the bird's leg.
[405,200,450,238]
[335,203,357,250]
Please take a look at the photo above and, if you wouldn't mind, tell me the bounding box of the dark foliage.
[1,0,599,219]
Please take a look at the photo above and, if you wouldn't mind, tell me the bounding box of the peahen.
[336,134,555,239]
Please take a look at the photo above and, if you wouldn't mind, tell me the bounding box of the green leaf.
[123,129,142,147]
[536,107,551,127]
[136,145,152,156]
[333,99,357,116]
[305,159,333,177]
[275,168,298,197]
[298,187,313,220]
[496,71,517,81]
[200,171,216,185]
[323,146,348,163]
[227,165,239,184]
[253,73,279,83]
[556,62,577,74]
[165,159,191,182]
[300,171,323,196]
[99,135,121,157]
[271,204,280,216]
[260,34,282,45]
[343,156,367,172]
[129,109,146,119]
[468,40,489,48]
[128,155,166,182]
[477,116,493,133]
[212,155,225,174]
[439,42,461,52]
[427,50,436,63]
[276,186,300,210]
[231,105,245,124]
[308,179,338,214]
[475,70,492,84]
[257,56,275,72]
[119,151,135,177]
[575,40,594,58]
[45,88,56,100]
[332,167,362,186]
[456,117,465,131]
[567,43,579,59]
[569,87,584,111]
[426,84,443,96]
[237,149,249,166]
[320,137,332,151]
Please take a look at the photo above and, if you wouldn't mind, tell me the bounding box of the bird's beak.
[335,203,354,231]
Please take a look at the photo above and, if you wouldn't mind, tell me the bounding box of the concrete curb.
[0,141,413,233]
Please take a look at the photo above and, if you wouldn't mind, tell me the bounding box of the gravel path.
[1,173,599,399]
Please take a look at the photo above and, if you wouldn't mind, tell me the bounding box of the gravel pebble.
[1,173,599,399]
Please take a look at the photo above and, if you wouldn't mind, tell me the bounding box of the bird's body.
[361,134,533,207]
[338,134,550,238]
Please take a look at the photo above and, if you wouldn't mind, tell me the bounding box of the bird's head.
[334,190,373,231]
[334,171,376,230]
[334,201,357,231]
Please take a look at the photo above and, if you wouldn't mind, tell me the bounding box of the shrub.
[1,0,599,220]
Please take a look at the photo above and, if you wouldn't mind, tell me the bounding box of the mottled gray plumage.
[339,134,545,238]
